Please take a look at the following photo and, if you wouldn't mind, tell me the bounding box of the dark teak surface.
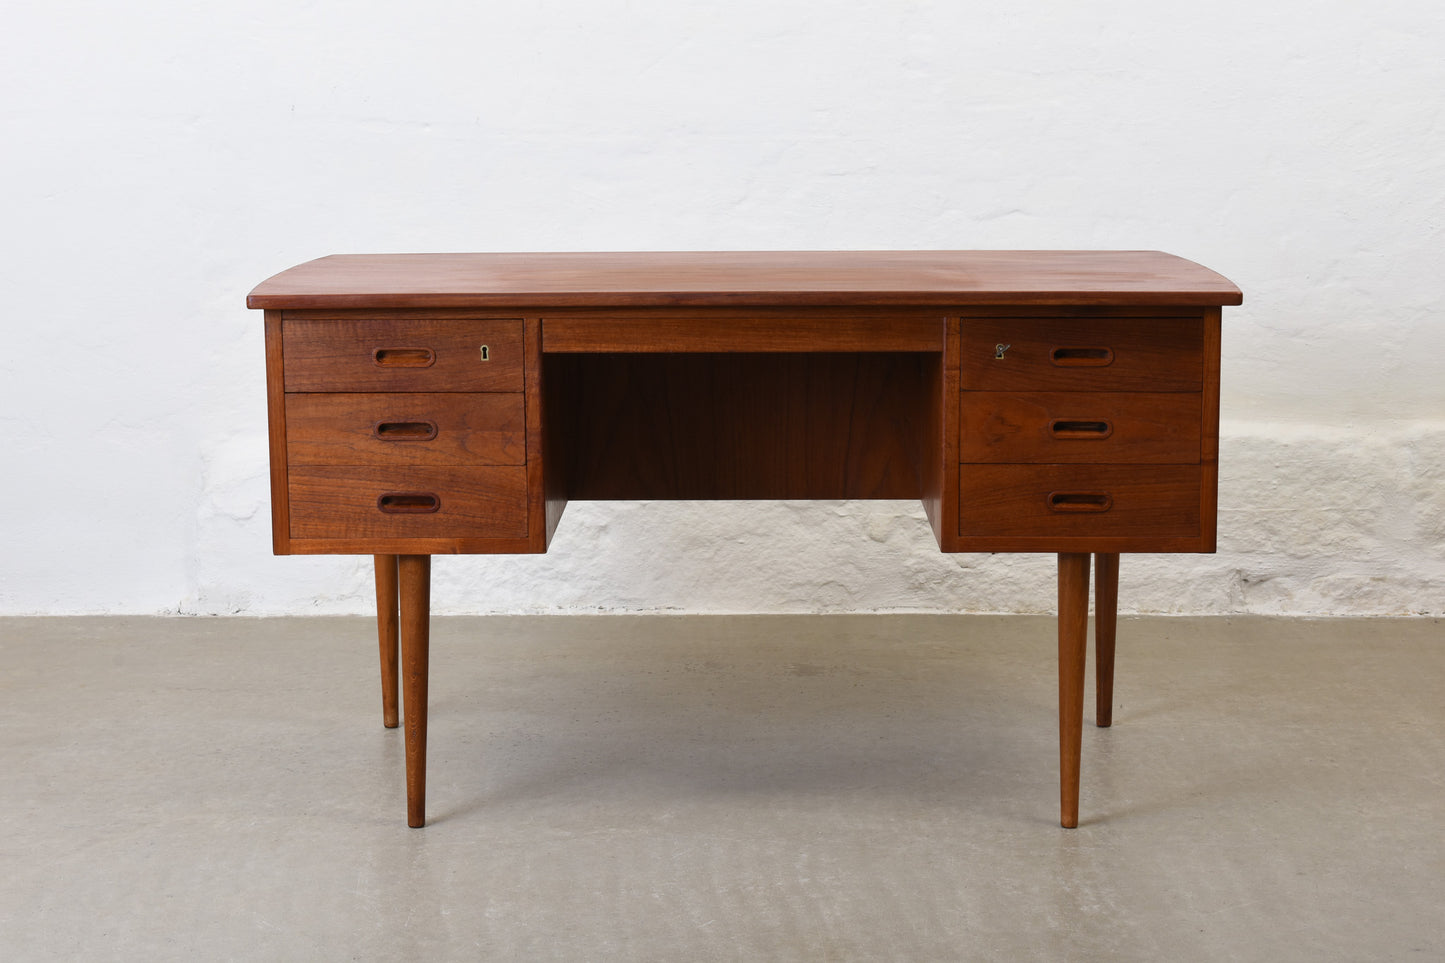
[250,250,1242,309]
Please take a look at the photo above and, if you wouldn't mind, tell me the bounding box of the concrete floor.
[1,615,1442,961]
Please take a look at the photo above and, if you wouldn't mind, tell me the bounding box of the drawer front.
[960,392,1201,464]
[959,464,1200,539]
[961,317,1202,391]
[288,466,528,539]
[286,393,525,467]
[283,318,523,391]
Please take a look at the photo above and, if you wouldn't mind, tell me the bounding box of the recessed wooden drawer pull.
[373,420,438,441]
[376,492,441,513]
[1048,491,1113,513]
[1050,347,1114,366]
[373,347,436,368]
[1049,419,1113,440]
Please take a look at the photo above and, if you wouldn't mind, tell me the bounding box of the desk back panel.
[546,352,933,500]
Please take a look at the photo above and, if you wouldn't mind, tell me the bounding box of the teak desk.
[248,251,1241,828]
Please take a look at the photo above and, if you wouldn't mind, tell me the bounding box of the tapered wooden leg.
[374,555,400,729]
[399,554,431,828]
[1058,552,1091,829]
[1094,553,1119,729]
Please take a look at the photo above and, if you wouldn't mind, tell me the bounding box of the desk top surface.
[248,250,1241,310]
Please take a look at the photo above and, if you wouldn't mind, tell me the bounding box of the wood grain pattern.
[1058,552,1091,829]
[263,311,292,555]
[282,317,523,392]
[523,317,557,552]
[542,352,578,546]
[543,311,945,353]
[288,466,528,539]
[919,350,947,546]
[960,316,1203,392]
[960,392,1201,464]
[285,393,525,466]
[952,533,1208,554]
[1094,552,1119,729]
[399,554,430,828]
[959,464,1201,539]
[284,535,538,556]
[938,319,962,547]
[1200,308,1222,553]
[373,555,399,728]
[954,305,1205,319]
[248,251,1244,310]
[922,317,964,550]
[555,353,929,499]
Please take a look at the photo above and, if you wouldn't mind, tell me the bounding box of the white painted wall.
[2,0,1441,616]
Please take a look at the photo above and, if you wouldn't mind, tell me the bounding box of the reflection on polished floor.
[2,614,1441,960]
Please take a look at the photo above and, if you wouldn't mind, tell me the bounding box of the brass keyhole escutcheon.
[479,345,490,362]
[995,343,1011,359]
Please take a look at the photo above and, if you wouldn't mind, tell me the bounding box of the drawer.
[283,318,523,391]
[288,466,528,540]
[961,317,1202,391]
[959,464,1200,539]
[286,393,525,467]
[960,392,1200,464]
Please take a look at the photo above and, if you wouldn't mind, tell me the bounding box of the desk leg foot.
[399,554,431,828]
[1058,552,1090,829]
[374,555,400,729]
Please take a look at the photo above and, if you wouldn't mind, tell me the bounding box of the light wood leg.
[1058,552,1090,829]
[399,554,431,828]
[374,555,400,729]
[1094,553,1119,728]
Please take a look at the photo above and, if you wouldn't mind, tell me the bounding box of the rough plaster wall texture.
[2,1,1442,615]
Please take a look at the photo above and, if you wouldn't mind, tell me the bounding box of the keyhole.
[994,343,1011,359]
[480,345,490,362]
